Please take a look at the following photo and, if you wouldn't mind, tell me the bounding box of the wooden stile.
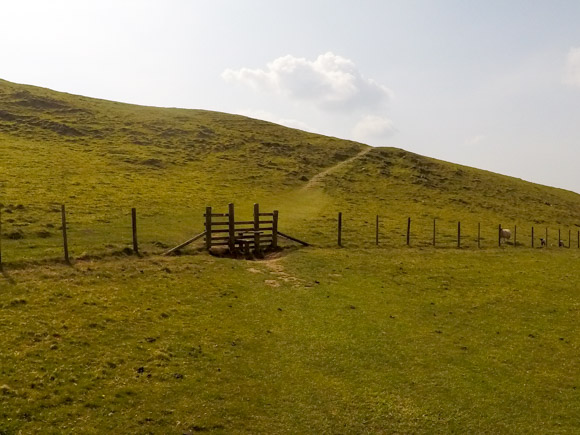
[228,203,235,252]
[205,206,212,250]
[197,204,285,253]
[272,210,279,249]
[254,203,261,254]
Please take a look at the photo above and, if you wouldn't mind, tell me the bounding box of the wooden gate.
[205,203,278,253]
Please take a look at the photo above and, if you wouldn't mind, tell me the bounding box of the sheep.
[499,228,511,244]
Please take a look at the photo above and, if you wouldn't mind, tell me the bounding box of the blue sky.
[1,0,579,192]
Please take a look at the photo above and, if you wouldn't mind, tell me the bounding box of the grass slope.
[1,249,579,433]
[1,78,580,261]
[1,79,580,433]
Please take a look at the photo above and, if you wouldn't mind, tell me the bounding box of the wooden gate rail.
[205,203,279,252]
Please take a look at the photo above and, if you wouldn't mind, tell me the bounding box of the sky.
[1,0,579,192]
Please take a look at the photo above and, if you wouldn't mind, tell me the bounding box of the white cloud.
[465,135,485,146]
[234,109,312,131]
[563,47,580,88]
[352,115,396,145]
[223,52,392,112]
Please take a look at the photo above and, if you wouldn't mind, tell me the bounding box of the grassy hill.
[1,78,580,261]
[1,79,580,433]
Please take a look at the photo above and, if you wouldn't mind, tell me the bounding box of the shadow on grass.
[0,248,149,273]
[1,266,16,284]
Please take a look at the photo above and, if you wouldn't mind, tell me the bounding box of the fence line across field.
[1,204,579,267]
[338,212,580,250]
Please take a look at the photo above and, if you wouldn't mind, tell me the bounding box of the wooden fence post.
[131,208,138,254]
[205,206,212,250]
[338,212,342,247]
[477,222,481,248]
[254,203,261,254]
[375,215,379,246]
[457,221,461,248]
[406,217,411,246]
[433,218,436,247]
[272,210,279,249]
[228,203,235,253]
[61,204,70,264]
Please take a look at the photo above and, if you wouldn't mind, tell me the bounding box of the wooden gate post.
[406,217,411,246]
[272,210,279,249]
[131,208,138,254]
[205,206,212,250]
[254,203,261,254]
[228,203,235,252]
[338,212,342,247]
[61,204,70,264]
[457,221,461,248]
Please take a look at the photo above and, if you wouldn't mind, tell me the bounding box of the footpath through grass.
[1,247,579,433]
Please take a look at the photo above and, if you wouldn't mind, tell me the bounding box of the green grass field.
[1,79,580,433]
[1,249,579,433]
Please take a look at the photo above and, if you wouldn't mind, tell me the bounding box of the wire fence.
[1,204,578,268]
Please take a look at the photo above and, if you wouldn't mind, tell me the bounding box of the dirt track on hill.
[302,147,371,190]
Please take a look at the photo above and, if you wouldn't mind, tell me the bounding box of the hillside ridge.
[1,77,580,260]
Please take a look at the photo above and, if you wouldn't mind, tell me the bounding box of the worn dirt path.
[246,252,304,288]
[302,147,372,190]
